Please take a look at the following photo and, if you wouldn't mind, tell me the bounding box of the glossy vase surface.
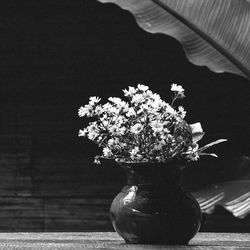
[110,162,201,244]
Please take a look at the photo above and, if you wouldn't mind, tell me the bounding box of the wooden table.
[0,232,249,249]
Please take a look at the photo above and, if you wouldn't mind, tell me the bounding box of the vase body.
[110,162,201,244]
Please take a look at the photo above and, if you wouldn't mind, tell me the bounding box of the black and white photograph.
[0,0,250,249]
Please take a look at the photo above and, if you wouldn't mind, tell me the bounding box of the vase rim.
[115,159,186,169]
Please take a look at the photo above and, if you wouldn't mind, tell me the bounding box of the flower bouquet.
[78,84,226,165]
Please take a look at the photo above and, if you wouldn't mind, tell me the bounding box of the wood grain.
[0,232,248,249]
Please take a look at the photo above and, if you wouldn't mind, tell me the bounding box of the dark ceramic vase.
[110,162,201,244]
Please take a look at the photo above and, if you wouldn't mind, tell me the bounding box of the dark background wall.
[0,0,249,231]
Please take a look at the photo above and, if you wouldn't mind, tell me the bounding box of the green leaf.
[199,153,218,158]
[191,156,250,218]
[198,139,227,153]
[97,0,250,79]
[189,122,204,143]
[192,132,205,143]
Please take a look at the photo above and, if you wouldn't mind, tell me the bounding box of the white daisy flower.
[88,131,98,140]
[132,93,144,104]
[137,84,149,92]
[78,129,88,137]
[78,105,92,117]
[126,107,136,117]
[178,106,187,118]
[130,146,140,159]
[103,147,113,157]
[89,96,101,105]
[108,97,122,105]
[150,120,163,133]
[123,86,136,97]
[130,123,143,134]
[171,83,184,93]
[94,157,101,164]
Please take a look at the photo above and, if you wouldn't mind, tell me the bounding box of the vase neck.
[121,162,183,188]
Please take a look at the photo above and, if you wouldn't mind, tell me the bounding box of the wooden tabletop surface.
[0,232,249,249]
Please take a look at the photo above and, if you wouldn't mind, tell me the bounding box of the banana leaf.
[97,0,250,79]
[191,156,250,218]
